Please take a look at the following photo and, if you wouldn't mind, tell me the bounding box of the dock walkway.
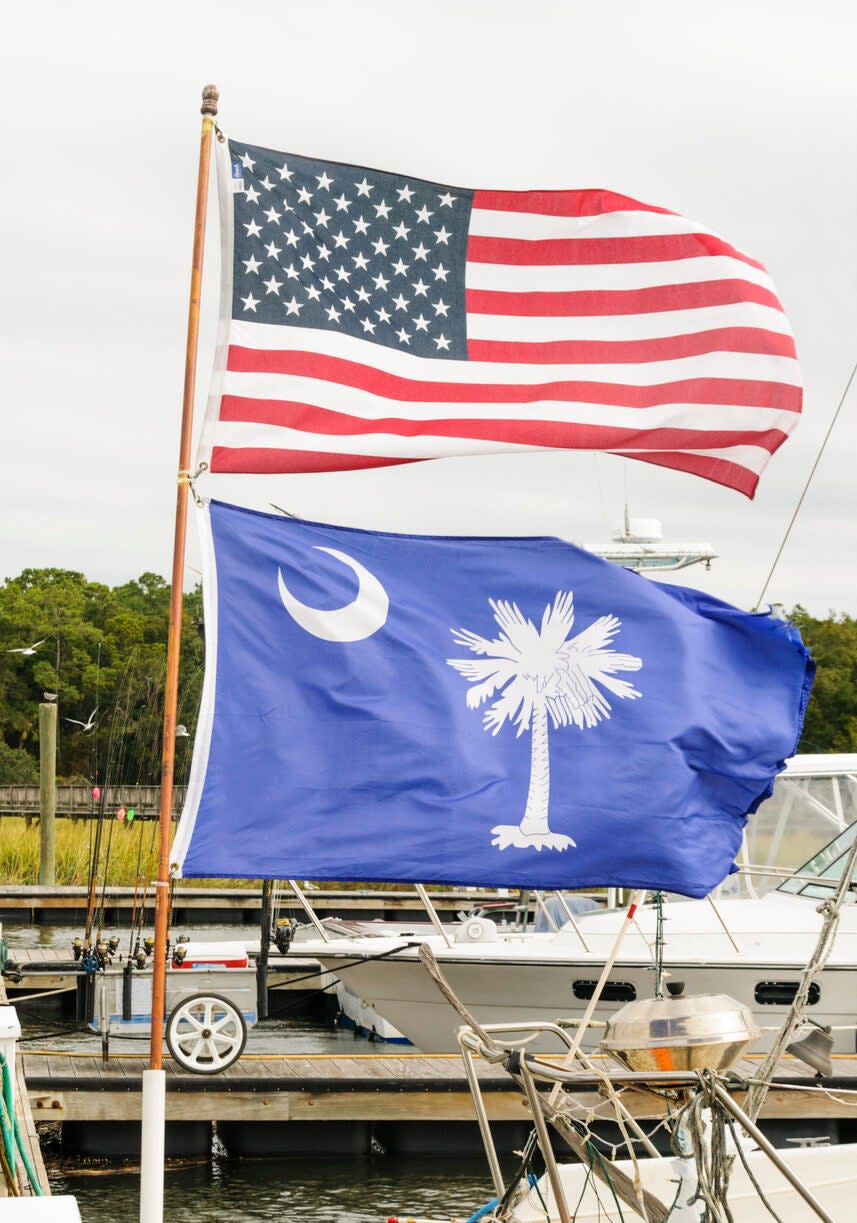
[20,1048,857,1160]
[0,885,525,926]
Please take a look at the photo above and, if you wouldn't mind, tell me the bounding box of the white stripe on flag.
[220,373,796,431]
[465,302,792,343]
[468,207,728,242]
[208,420,544,458]
[465,256,777,294]
[226,324,801,387]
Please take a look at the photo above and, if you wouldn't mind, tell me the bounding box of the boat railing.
[456,1020,841,1223]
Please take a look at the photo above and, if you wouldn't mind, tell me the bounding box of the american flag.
[199,138,801,497]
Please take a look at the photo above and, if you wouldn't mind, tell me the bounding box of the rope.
[755,357,856,609]
[721,1110,785,1223]
[675,1076,733,1223]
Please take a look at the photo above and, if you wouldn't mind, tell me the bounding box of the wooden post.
[147,83,218,1073]
[38,703,57,886]
[141,84,217,1223]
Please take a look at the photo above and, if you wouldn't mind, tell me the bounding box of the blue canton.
[230,141,473,361]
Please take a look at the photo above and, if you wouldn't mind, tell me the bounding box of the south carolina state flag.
[173,501,813,897]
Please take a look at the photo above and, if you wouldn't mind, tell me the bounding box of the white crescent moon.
[277,547,389,642]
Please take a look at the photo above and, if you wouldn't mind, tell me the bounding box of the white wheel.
[165,993,247,1075]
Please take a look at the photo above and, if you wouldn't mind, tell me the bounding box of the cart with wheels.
[89,942,256,1074]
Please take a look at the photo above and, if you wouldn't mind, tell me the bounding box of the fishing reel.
[71,937,83,961]
[273,918,294,955]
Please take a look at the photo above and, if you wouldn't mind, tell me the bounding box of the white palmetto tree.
[447,592,643,851]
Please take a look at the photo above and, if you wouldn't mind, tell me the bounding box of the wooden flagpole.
[140,83,218,1223]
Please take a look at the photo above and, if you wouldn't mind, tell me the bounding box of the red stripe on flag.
[226,347,803,411]
[617,449,763,498]
[469,329,797,366]
[218,395,788,453]
[467,233,765,270]
[465,279,785,317]
[472,189,676,218]
[209,446,415,474]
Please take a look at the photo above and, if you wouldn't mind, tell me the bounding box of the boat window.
[722,763,857,900]
[573,980,636,1002]
[755,981,820,1006]
[777,822,857,898]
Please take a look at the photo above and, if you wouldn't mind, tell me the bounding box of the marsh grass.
[0,817,264,888]
[0,817,422,891]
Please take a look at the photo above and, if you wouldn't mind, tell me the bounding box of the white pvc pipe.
[139,1069,166,1223]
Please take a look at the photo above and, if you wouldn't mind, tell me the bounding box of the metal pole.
[706,894,741,955]
[416,883,454,948]
[257,879,272,1020]
[287,879,332,942]
[551,890,591,952]
[533,891,559,931]
[547,888,646,1106]
[38,703,57,886]
[141,83,218,1223]
[519,1060,572,1223]
[710,1080,837,1223]
[459,1043,505,1198]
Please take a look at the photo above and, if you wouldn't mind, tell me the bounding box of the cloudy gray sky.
[2,1,855,614]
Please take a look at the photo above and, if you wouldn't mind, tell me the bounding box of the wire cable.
[755,358,857,610]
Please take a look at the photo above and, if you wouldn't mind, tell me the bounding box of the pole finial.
[201,84,219,116]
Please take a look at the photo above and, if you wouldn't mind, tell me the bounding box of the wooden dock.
[19,1048,857,1159]
[0,884,526,926]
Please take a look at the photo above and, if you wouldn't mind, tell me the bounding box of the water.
[8,919,501,1222]
[4,921,260,951]
[49,1158,497,1223]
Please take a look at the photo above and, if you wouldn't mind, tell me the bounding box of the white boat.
[296,758,857,1053]
[502,1139,855,1222]
[333,980,410,1042]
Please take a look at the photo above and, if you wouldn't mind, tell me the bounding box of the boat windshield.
[715,757,857,899]
[777,822,857,899]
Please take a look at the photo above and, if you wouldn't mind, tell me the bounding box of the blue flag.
[174,501,813,898]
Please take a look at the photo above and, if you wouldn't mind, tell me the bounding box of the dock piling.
[38,703,57,887]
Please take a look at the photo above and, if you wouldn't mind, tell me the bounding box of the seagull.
[43,692,58,702]
[65,707,99,733]
[175,724,190,738]
[7,638,47,656]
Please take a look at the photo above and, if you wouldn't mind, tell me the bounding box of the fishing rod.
[84,649,138,943]
[127,659,170,958]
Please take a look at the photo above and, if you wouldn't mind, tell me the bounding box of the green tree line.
[0,568,204,784]
[0,570,854,784]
